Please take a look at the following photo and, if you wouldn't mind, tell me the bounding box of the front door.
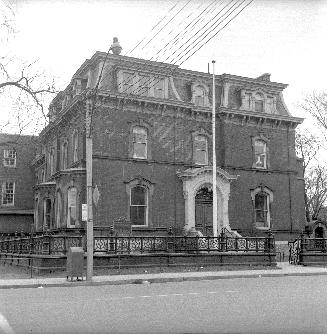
[195,187,213,235]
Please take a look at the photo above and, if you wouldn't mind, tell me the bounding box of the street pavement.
[1,274,327,333]
[1,262,327,289]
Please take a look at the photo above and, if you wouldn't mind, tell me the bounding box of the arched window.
[194,135,208,165]
[132,126,147,159]
[43,198,52,231]
[49,148,55,175]
[72,131,78,163]
[254,93,264,112]
[255,192,269,227]
[254,139,267,169]
[56,191,63,228]
[194,86,205,107]
[61,141,68,170]
[251,186,273,229]
[67,187,77,227]
[130,186,148,226]
[34,197,39,230]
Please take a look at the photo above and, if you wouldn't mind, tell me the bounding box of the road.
[0,275,325,334]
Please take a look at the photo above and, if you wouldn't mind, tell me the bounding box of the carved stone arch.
[177,167,238,234]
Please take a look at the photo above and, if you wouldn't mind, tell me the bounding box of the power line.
[121,0,232,95]
[129,0,243,96]
[120,0,252,98]
[124,1,179,56]
[180,0,254,65]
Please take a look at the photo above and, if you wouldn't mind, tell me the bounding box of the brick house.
[0,134,36,233]
[32,48,305,242]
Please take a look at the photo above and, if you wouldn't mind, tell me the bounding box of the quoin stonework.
[3,47,306,243]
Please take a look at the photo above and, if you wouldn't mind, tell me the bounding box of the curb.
[2,270,327,289]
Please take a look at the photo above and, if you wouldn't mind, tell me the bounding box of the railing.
[0,235,83,255]
[289,237,327,265]
[0,234,274,256]
[288,238,301,264]
[93,235,274,254]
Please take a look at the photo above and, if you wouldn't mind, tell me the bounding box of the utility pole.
[85,37,122,281]
[212,60,218,238]
[85,94,94,281]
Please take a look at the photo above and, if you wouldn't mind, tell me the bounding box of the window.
[49,148,55,175]
[61,141,68,170]
[56,191,63,228]
[254,93,264,112]
[139,75,150,97]
[194,86,205,107]
[130,186,147,226]
[2,182,15,206]
[133,127,147,159]
[122,72,134,94]
[194,135,208,165]
[266,97,275,114]
[251,186,273,229]
[34,197,39,230]
[72,132,78,163]
[43,198,52,230]
[254,140,267,169]
[67,187,77,227]
[3,149,16,167]
[254,192,269,228]
[154,78,164,98]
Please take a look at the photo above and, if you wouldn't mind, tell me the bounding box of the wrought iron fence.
[289,237,327,265]
[93,235,273,254]
[0,235,83,255]
[0,234,274,255]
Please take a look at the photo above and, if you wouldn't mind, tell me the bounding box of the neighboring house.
[0,134,36,233]
[32,47,306,241]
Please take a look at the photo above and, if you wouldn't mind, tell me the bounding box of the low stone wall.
[0,252,276,273]
[300,253,327,266]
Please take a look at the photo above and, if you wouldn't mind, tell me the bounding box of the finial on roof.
[256,73,271,82]
[110,37,122,55]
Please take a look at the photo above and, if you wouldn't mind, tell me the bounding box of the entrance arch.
[177,166,238,235]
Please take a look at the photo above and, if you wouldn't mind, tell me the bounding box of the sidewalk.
[1,262,327,289]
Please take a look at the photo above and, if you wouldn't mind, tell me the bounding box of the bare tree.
[295,129,322,222]
[300,92,327,141]
[0,0,57,134]
[305,165,327,220]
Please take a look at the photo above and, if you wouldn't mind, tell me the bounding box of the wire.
[124,1,179,56]
[181,0,254,65]
[130,0,241,96]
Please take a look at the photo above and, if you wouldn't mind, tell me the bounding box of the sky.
[2,0,327,134]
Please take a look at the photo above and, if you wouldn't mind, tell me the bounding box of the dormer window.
[154,78,165,99]
[122,72,134,94]
[118,70,168,99]
[194,86,205,107]
[254,93,264,112]
[191,82,209,107]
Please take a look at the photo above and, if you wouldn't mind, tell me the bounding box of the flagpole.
[212,60,218,238]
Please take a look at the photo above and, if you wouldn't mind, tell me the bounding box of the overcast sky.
[3,0,327,132]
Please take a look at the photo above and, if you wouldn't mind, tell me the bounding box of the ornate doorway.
[195,187,213,235]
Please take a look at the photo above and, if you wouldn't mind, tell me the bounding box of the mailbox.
[66,247,84,281]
